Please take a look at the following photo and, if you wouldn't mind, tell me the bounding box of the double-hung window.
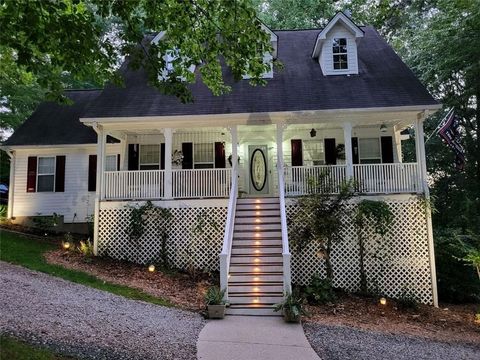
[303,140,325,166]
[333,38,348,70]
[139,145,160,170]
[359,138,382,164]
[105,155,118,171]
[37,157,55,192]
[194,143,214,169]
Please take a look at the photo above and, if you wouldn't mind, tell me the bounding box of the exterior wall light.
[310,128,317,137]
[380,124,387,132]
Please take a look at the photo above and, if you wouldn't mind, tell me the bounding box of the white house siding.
[319,23,359,75]
[11,144,121,224]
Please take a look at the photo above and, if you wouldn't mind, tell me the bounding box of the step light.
[255,205,260,209]
[255,226,261,230]
[254,250,260,254]
[254,267,260,272]
[253,277,260,281]
[256,211,261,216]
[255,241,261,245]
[253,287,260,292]
[255,219,261,223]
[254,258,260,263]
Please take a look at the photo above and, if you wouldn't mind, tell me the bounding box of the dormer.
[242,23,278,80]
[312,12,364,76]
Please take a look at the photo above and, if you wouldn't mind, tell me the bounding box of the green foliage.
[204,286,225,305]
[78,239,94,258]
[31,213,61,235]
[396,286,419,311]
[274,289,307,322]
[304,274,336,305]
[0,229,173,307]
[0,335,74,360]
[0,204,7,222]
[289,179,356,280]
[435,230,480,303]
[463,248,480,280]
[0,0,273,110]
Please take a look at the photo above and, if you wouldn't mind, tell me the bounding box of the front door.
[248,145,269,195]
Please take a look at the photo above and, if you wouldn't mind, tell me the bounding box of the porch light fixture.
[310,128,317,137]
[380,124,387,132]
[379,297,387,306]
[148,264,156,273]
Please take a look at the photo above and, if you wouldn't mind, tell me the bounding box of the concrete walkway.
[197,316,320,360]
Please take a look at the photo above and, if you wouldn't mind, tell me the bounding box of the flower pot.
[207,304,226,319]
[283,310,301,323]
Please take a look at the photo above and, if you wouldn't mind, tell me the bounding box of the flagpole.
[425,107,453,144]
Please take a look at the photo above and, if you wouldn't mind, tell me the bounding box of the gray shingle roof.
[4,90,101,146]
[83,26,438,119]
[4,26,438,146]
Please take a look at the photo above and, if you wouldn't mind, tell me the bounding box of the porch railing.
[353,163,419,194]
[104,170,165,200]
[172,168,231,198]
[284,165,347,195]
[284,163,419,196]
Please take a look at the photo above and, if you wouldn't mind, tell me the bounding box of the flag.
[438,110,465,170]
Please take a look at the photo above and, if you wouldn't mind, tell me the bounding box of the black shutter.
[116,154,121,171]
[160,143,165,170]
[352,137,359,164]
[381,136,394,163]
[324,138,337,165]
[88,155,97,192]
[55,156,66,192]
[27,156,37,192]
[291,139,303,166]
[182,142,193,169]
[214,142,226,168]
[128,144,139,170]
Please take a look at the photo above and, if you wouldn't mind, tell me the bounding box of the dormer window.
[333,38,348,70]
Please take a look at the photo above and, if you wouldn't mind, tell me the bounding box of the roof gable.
[312,11,364,58]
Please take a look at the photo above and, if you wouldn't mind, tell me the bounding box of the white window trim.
[358,137,383,164]
[303,140,326,166]
[193,142,215,168]
[37,156,56,192]
[139,144,161,170]
[332,38,348,71]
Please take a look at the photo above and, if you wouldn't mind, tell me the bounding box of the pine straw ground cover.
[45,250,212,312]
[304,293,480,345]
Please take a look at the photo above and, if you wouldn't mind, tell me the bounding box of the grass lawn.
[0,229,172,307]
[0,335,75,360]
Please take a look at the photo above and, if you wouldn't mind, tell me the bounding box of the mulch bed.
[304,293,480,345]
[44,250,212,312]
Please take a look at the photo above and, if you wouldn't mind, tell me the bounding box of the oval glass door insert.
[250,149,267,191]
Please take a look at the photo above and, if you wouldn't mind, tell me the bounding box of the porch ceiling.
[83,105,440,132]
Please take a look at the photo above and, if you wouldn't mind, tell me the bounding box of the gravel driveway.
[0,261,205,360]
[304,322,480,360]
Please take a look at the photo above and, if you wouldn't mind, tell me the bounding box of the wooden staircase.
[226,197,284,316]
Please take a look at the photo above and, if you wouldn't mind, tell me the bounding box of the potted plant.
[274,290,307,323]
[205,286,226,319]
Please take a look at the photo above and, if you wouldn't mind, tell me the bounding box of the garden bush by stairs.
[226,197,283,316]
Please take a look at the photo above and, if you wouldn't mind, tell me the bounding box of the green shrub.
[396,287,419,311]
[435,230,480,303]
[304,274,336,304]
[204,286,225,305]
[77,238,94,257]
[274,289,307,322]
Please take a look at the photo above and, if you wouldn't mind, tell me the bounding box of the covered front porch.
[90,111,428,202]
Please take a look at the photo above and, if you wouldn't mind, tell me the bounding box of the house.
[2,13,441,314]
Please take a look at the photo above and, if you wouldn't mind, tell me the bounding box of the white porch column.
[415,114,439,307]
[6,150,15,219]
[93,125,106,256]
[343,122,354,179]
[276,123,285,171]
[120,138,128,171]
[163,128,173,199]
[230,125,238,174]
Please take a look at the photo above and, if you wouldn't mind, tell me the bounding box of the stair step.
[237,198,280,205]
[226,308,280,316]
[236,203,280,211]
[228,284,284,293]
[229,264,283,273]
[231,247,282,255]
[234,217,280,224]
[235,209,280,217]
[232,240,282,247]
[228,295,283,304]
[234,231,282,239]
[234,223,281,231]
[228,274,284,282]
[230,256,283,264]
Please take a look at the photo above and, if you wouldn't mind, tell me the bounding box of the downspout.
[5,149,15,220]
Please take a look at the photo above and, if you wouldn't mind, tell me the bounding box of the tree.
[0,0,273,112]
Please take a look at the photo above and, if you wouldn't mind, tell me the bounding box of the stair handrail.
[278,167,292,295]
[219,170,238,300]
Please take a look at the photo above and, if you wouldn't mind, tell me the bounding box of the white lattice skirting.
[98,200,228,271]
[287,195,433,304]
